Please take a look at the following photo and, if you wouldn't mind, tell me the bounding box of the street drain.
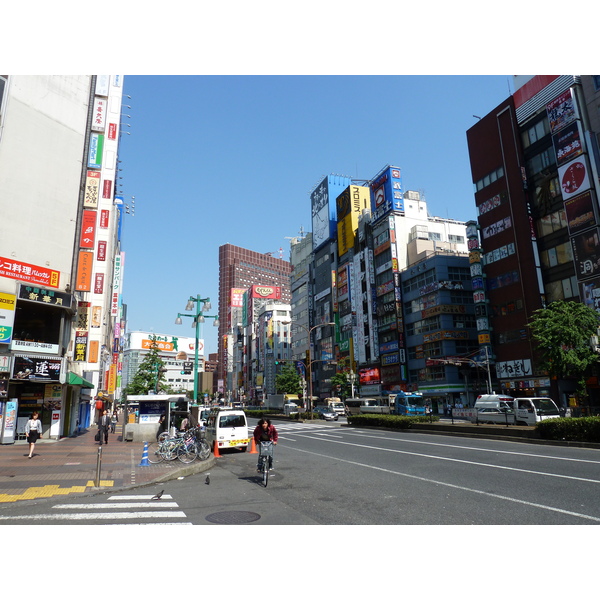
[205,511,261,524]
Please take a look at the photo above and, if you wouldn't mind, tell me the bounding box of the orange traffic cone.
[213,441,221,458]
[248,437,258,454]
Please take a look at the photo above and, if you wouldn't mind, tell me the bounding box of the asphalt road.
[3,418,600,526]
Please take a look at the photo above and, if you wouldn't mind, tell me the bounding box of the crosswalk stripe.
[0,511,188,521]
[108,495,174,501]
[52,502,179,509]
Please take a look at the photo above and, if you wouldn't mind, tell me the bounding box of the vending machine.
[0,399,18,444]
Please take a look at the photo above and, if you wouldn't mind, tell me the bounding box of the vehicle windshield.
[398,395,425,407]
[363,400,379,406]
[531,398,559,415]
[331,403,344,409]
[219,415,246,427]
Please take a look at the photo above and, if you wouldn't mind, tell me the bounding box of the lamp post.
[282,320,335,418]
[175,295,219,404]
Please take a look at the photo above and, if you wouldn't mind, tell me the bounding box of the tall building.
[466,75,600,410]
[0,75,125,440]
[217,243,291,396]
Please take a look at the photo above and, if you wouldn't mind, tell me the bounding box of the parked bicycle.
[147,427,210,464]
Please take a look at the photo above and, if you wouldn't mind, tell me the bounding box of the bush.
[537,416,600,442]
[347,414,439,429]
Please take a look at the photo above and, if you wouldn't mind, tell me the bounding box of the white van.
[473,394,515,424]
[473,394,561,425]
[205,408,250,452]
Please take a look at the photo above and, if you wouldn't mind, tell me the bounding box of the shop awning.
[68,372,95,388]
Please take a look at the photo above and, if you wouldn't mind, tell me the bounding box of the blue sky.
[117,75,513,354]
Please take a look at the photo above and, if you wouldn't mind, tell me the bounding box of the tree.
[275,362,302,395]
[124,336,168,396]
[528,300,600,400]
[330,372,351,399]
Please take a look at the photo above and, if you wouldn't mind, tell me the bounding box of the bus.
[393,391,427,415]
[344,398,390,415]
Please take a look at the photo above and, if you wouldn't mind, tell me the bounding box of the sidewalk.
[0,428,214,503]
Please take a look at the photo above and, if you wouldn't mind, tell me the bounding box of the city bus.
[344,398,391,415]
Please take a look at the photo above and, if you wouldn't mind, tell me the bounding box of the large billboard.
[370,166,402,223]
[336,185,370,256]
[311,175,352,250]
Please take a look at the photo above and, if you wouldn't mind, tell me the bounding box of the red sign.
[102,179,112,199]
[108,123,118,140]
[94,273,104,294]
[0,255,60,288]
[79,210,97,249]
[99,210,110,228]
[97,240,107,261]
[250,285,281,299]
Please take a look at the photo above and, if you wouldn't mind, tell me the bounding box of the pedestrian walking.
[110,410,118,433]
[25,411,42,458]
[98,409,111,445]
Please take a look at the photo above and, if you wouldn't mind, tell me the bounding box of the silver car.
[314,406,338,421]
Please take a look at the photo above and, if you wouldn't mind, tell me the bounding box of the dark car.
[314,405,338,421]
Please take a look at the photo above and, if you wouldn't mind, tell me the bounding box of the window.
[521,117,551,149]
[474,166,504,193]
[448,234,465,244]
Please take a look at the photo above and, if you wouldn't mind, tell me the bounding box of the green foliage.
[275,362,302,394]
[529,300,600,399]
[330,373,351,399]
[537,416,600,443]
[124,336,168,395]
[347,414,439,429]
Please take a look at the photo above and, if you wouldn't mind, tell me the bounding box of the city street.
[3,419,600,525]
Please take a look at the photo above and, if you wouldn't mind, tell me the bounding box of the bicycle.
[258,441,274,487]
[148,428,210,464]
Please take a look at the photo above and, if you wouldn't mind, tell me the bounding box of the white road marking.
[52,502,179,509]
[287,445,600,523]
[0,512,188,521]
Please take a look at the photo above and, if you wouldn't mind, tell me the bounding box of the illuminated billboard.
[336,185,370,256]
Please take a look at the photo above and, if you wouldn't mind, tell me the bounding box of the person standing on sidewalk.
[110,409,118,433]
[25,412,42,458]
[98,409,111,445]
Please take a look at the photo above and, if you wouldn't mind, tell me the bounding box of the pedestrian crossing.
[274,421,341,433]
[0,494,192,525]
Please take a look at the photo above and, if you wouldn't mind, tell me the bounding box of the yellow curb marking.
[0,481,114,503]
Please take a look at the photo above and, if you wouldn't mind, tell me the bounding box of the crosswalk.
[274,421,341,434]
[0,494,192,525]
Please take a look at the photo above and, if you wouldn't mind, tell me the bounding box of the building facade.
[0,75,125,441]
[466,75,600,410]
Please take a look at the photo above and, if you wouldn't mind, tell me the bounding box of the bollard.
[138,442,150,466]
[95,444,103,487]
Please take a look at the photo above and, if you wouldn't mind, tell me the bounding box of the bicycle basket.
[259,441,273,456]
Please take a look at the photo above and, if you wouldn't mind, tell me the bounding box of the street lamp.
[282,320,335,418]
[175,295,219,404]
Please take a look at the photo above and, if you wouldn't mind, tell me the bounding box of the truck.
[393,391,427,415]
[473,395,561,425]
[266,393,300,411]
[325,397,346,415]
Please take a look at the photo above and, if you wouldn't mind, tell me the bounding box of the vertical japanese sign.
[111,253,122,317]
[84,171,101,209]
[0,292,17,344]
[91,97,107,132]
[79,210,97,249]
[88,133,104,169]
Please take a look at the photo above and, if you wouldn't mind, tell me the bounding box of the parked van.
[205,408,249,452]
[473,394,561,425]
[283,402,299,416]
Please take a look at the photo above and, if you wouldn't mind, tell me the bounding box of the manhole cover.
[205,511,261,524]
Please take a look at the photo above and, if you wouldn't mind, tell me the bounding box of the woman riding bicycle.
[253,418,278,472]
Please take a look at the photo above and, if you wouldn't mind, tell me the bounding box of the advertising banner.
[75,250,94,291]
[564,191,597,235]
[0,256,60,288]
[88,133,104,169]
[79,210,97,249]
[0,292,16,344]
[553,121,584,166]
[558,157,591,200]
[370,166,402,223]
[84,170,101,209]
[546,88,577,134]
[571,227,600,280]
[91,97,107,132]
[12,355,62,382]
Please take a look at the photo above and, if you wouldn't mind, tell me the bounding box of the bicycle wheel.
[163,440,179,461]
[147,442,164,464]
[158,431,170,443]
[177,442,198,464]
[262,459,269,487]
[197,440,211,461]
